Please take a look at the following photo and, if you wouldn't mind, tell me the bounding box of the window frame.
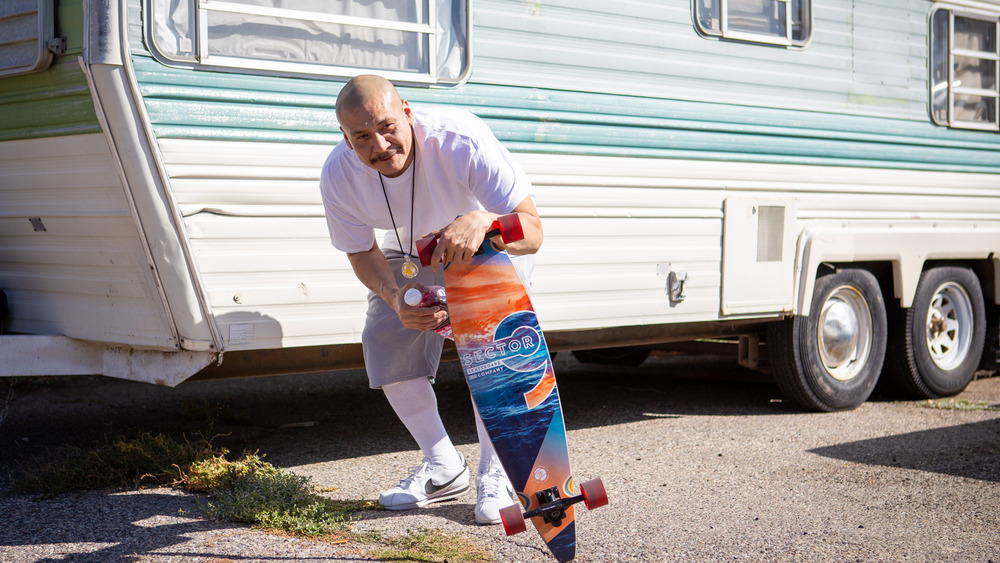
[694,0,813,48]
[145,0,472,86]
[0,0,55,78]
[929,4,1000,132]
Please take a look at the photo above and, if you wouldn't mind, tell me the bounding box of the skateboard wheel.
[414,234,438,267]
[494,213,524,244]
[500,504,527,536]
[580,478,608,510]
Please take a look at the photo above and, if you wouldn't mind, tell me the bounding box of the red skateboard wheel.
[415,233,438,267]
[580,478,608,510]
[500,503,527,536]
[493,213,524,244]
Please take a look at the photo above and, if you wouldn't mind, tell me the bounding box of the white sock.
[472,400,498,475]
[382,378,463,469]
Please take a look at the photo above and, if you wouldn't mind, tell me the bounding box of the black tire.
[572,347,651,367]
[768,268,887,412]
[884,267,985,398]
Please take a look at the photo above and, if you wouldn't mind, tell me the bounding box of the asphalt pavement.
[1,352,998,562]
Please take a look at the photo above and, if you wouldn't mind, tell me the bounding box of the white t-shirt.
[320,106,534,255]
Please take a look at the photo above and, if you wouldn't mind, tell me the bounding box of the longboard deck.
[444,242,577,563]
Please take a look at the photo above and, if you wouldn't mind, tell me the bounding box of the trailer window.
[695,0,811,47]
[148,0,469,84]
[0,0,56,77]
[930,7,999,131]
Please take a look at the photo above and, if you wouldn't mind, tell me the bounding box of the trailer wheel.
[884,267,985,398]
[768,268,887,412]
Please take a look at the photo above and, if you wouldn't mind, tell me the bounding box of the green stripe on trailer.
[130,53,1000,174]
[0,58,99,142]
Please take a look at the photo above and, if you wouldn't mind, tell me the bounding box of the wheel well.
[819,259,996,310]
[816,261,895,306]
[917,259,995,306]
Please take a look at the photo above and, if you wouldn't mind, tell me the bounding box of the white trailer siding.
[0,134,176,348]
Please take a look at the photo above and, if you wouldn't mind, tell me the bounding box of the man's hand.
[424,197,544,272]
[393,282,449,331]
[347,245,447,331]
[425,211,493,271]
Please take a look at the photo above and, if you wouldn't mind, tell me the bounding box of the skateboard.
[416,214,608,563]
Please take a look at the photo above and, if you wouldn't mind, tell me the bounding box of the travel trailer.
[1,0,998,411]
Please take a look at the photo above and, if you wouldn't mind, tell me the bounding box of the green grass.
[12,431,220,497]
[185,451,377,538]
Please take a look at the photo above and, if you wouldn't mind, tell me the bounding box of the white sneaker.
[379,452,470,510]
[475,458,518,524]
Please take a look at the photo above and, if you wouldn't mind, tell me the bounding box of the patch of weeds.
[184,456,490,560]
[364,528,495,563]
[12,432,221,497]
[184,452,379,538]
[917,398,1000,411]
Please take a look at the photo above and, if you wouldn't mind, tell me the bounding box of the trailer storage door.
[721,197,798,315]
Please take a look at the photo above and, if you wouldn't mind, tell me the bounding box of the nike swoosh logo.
[425,470,465,495]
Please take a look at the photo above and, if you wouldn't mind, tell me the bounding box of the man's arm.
[425,195,543,270]
[347,242,447,330]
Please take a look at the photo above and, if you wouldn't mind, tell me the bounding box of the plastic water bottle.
[403,285,453,340]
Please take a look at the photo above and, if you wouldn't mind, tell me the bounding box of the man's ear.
[340,129,354,151]
[401,99,415,126]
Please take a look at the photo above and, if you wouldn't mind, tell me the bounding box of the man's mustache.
[370,146,402,165]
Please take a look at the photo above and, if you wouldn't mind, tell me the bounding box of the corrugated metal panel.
[156,138,365,350]
[0,135,175,347]
[152,134,1000,338]
[517,151,1000,329]
[0,58,99,141]
[122,0,999,173]
[128,63,1000,175]
[471,0,916,117]
[185,215,367,349]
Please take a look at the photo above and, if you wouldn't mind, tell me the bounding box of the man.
[319,75,543,524]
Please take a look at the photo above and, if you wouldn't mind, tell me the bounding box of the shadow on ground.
[809,418,1000,483]
[0,353,784,478]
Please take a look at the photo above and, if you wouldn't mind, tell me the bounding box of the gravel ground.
[1,352,999,562]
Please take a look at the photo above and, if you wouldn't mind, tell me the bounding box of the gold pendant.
[401,256,419,279]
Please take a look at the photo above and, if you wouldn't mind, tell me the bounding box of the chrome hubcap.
[817,286,873,382]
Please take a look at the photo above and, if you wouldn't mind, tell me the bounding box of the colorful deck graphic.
[445,243,576,562]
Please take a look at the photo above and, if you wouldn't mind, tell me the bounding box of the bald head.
[336,74,402,124]
[335,75,415,177]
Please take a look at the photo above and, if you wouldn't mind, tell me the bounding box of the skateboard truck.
[500,478,609,537]
[525,487,573,527]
